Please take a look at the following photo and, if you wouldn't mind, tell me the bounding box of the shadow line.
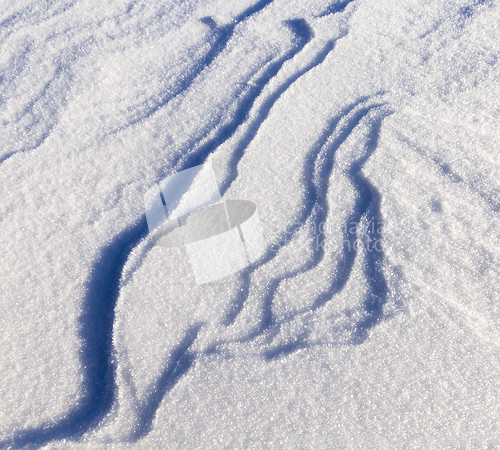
[129,323,204,441]
[178,18,313,170]
[222,103,392,356]
[1,218,149,449]
[222,97,377,330]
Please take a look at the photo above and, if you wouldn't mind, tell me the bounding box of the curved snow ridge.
[104,14,356,448]
[220,97,374,326]
[0,38,91,165]
[117,15,354,331]
[218,35,344,195]
[170,18,314,172]
[224,99,379,328]
[347,108,393,343]
[220,99,394,356]
[126,323,204,442]
[0,219,149,450]
[113,0,278,130]
[167,2,356,174]
[109,15,356,444]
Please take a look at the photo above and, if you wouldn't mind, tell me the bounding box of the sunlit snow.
[1,0,500,448]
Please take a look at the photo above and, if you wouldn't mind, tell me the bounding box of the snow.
[1,0,500,448]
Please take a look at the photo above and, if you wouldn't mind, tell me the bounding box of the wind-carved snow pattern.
[217,100,393,357]
[0,0,369,447]
[3,0,500,447]
[106,103,395,445]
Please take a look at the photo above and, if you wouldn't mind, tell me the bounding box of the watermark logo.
[268,219,385,254]
[144,162,264,285]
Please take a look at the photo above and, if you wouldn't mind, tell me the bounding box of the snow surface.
[1,0,500,448]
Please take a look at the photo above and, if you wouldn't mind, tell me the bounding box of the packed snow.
[1,0,500,448]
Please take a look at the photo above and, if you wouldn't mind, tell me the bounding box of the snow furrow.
[222,101,392,356]
[171,18,313,171]
[348,110,392,343]
[221,97,374,326]
[2,219,149,449]
[218,35,342,195]
[256,102,388,334]
[118,0,277,129]
[128,323,203,442]
[0,40,88,164]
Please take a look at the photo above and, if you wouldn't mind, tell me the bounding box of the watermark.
[267,219,385,254]
[144,162,265,285]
